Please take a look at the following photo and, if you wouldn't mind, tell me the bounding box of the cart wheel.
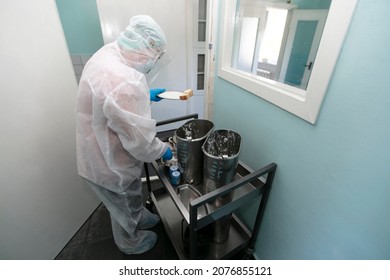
[242,248,255,260]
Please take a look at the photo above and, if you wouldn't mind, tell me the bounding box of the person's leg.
[87,180,158,254]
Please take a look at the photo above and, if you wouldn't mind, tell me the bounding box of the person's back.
[76,41,158,193]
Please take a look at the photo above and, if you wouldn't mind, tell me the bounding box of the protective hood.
[117,15,167,75]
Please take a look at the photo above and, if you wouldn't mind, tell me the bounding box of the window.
[197,54,205,90]
[192,0,207,93]
[218,0,358,124]
[198,0,207,41]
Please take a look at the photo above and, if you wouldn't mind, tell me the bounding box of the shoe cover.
[112,217,158,255]
[139,207,160,229]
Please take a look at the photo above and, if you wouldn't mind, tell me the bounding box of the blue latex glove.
[162,147,173,161]
[150,88,165,102]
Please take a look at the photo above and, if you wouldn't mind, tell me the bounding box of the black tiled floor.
[55,180,179,260]
[55,172,253,260]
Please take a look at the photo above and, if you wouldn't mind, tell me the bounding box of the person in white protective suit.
[76,15,173,255]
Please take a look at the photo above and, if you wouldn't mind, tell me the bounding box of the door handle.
[305,61,313,70]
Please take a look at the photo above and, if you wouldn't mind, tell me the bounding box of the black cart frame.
[144,114,277,259]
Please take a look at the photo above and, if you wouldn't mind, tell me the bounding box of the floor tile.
[56,181,179,260]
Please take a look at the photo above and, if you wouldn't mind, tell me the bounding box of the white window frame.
[218,0,358,124]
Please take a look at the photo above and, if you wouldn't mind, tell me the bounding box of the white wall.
[96,0,203,129]
[0,0,100,259]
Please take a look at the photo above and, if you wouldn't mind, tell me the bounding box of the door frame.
[204,0,219,120]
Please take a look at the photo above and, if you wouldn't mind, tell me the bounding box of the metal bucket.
[202,129,241,243]
[175,119,214,185]
[177,184,211,259]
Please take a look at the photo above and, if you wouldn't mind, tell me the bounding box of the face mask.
[145,53,174,84]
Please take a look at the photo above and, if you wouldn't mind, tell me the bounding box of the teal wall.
[55,0,103,54]
[214,0,390,259]
[294,0,331,9]
[267,0,331,9]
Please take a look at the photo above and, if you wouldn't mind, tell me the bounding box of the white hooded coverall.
[76,15,169,254]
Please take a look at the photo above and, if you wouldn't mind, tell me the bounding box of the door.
[280,10,328,89]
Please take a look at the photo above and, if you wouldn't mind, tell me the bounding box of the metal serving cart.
[143,114,277,260]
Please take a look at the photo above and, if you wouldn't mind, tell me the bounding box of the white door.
[0,0,100,259]
[96,0,205,129]
[280,10,328,89]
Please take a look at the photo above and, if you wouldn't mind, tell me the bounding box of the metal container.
[177,184,208,219]
[202,129,241,243]
[177,184,211,258]
[175,119,214,185]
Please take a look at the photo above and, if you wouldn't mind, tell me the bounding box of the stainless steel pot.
[175,119,214,185]
[202,129,242,243]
